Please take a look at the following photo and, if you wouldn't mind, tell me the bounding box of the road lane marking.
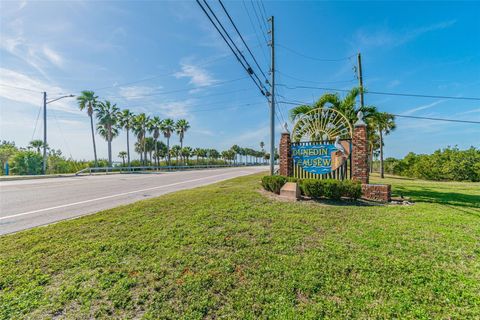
[0,171,251,221]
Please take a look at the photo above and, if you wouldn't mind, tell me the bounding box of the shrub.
[341,180,362,200]
[261,175,287,194]
[322,180,343,200]
[298,179,360,200]
[10,151,43,175]
[301,179,324,199]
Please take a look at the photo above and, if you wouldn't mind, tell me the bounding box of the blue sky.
[0,0,479,161]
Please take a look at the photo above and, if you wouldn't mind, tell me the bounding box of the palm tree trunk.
[108,139,112,167]
[370,146,374,173]
[154,138,158,167]
[126,128,130,167]
[167,138,170,166]
[379,128,384,179]
[89,114,98,166]
[143,137,147,166]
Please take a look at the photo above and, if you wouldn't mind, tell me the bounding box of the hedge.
[261,176,362,200]
[261,175,287,194]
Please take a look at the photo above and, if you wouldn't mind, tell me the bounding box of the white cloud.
[0,68,79,114]
[155,99,195,118]
[352,20,456,49]
[455,108,480,116]
[174,63,217,87]
[118,85,158,100]
[42,45,64,68]
[402,100,444,115]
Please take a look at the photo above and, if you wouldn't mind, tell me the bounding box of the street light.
[42,93,75,174]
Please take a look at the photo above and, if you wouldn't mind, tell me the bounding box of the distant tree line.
[372,146,480,182]
[0,139,275,176]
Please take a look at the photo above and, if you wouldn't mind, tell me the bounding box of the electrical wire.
[103,76,249,100]
[276,70,356,85]
[391,114,480,124]
[50,108,74,159]
[242,0,269,66]
[250,0,269,44]
[276,43,356,62]
[31,104,43,141]
[196,0,268,96]
[277,84,480,101]
[218,0,269,82]
[0,83,42,93]
[277,100,480,124]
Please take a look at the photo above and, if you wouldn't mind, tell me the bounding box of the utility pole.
[43,91,47,174]
[268,16,275,176]
[357,52,364,108]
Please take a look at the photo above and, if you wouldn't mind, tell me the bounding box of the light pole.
[43,93,75,174]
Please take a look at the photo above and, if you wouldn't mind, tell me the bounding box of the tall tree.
[29,140,46,154]
[77,90,99,166]
[372,112,396,178]
[175,119,190,149]
[148,116,162,166]
[118,151,127,166]
[170,145,181,165]
[133,113,150,165]
[181,146,193,164]
[118,109,135,167]
[161,118,175,165]
[289,87,377,127]
[95,100,120,166]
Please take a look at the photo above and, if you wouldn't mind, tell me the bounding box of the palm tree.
[175,119,190,149]
[29,139,45,154]
[133,113,150,165]
[289,87,377,126]
[231,145,241,164]
[77,90,99,166]
[148,116,162,167]
[160,118,175,165]
[118,109,135,167]
[170,145,181,165]
[372,112,396,178]
[144,137,157,164]
[181,146,193,164]
[193,148,202,164]
[118,151,127,166]
[95,100,120,166]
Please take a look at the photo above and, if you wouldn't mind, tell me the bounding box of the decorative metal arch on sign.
[291,107,353,142]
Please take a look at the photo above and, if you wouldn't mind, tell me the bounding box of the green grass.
[1,173,479,319]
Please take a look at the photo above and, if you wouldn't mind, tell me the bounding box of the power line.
[218,0,269,83]
[254,0,270,37]
[392,114,480,124]
[277,70,356,84]
[50,108,74,159]
[103,76,248,100]
[277,84,480,101]
[249,0,269,44]
[31,104,43,141]
[277,100,480,124]
[0,84,42,93]
[242,0,269,67]
[196,0,268,97]
[88,44,266,92]
[276,43,355,62]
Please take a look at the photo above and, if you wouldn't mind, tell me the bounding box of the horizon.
[1,1,479,162]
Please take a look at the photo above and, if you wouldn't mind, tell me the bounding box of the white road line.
[0,171,249,221]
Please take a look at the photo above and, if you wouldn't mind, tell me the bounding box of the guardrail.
[75,163,267,176]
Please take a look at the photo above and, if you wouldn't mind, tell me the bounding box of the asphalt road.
[0,166,267,235]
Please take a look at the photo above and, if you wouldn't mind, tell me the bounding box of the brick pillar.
[279,132,292,176]
[352,117,369,184]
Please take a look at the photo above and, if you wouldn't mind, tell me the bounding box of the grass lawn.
[1,173,479,319]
